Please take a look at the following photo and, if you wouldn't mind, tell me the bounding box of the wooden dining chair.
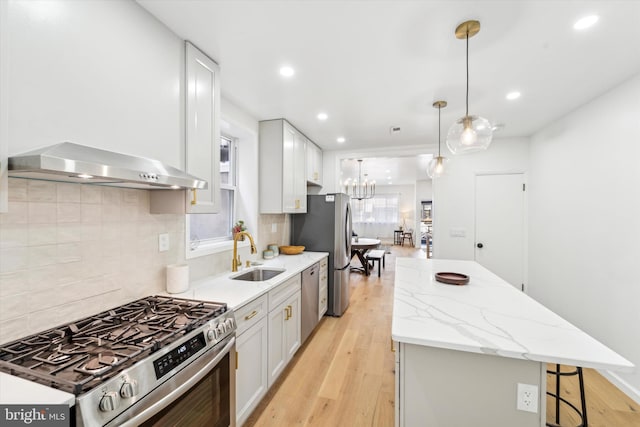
[401,229,414,246]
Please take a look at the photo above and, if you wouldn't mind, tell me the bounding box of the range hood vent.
[8,142,207,190]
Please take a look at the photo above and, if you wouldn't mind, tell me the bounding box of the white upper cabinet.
[259,119,307,214]
[306,140,323,186]
[184,41,221,213]
[151,42,221,214]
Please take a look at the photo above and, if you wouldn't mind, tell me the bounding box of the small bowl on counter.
[279,245,305,255]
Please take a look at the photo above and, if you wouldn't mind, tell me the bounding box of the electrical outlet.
[449,227,466,237]
[517,383,539,413]
[158,233,170,252]
[271,223,277,233]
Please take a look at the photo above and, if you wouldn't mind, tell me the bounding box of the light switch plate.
[159,233,170,252]
[271,223,277,233]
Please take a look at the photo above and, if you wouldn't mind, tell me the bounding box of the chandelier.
[345,159,375,200]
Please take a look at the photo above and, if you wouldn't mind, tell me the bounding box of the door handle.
[476,243,484,248]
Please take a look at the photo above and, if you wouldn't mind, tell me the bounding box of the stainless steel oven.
[107,335,236,427]
[0,296,237,427]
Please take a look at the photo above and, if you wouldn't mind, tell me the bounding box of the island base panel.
[397,343,546,427]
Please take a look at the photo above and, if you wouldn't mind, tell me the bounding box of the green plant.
[232,220,247,234]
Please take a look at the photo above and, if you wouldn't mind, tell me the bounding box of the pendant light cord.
[437,105,441,157]
[465,30,470,117]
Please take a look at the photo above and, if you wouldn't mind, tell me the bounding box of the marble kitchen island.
[392,258,634,427]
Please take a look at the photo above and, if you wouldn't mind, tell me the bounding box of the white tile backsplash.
[28,224,57,246]
[81,186,102,204]
[81,204,103,223]
[57,203,82,223]
[57,183,81,203]
[0,224,29,248]
[27,181,57,202]
[8,180,27,202]
[0,178,262,344]
[0,202,28,225]
[0,271,27,298]
[28,202,57,224]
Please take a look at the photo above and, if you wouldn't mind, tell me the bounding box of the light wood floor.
[244,246,640,427]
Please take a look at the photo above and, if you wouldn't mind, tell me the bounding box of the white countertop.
[392,258,634,372]
[0,251,328,407]
[0,373,75,406]
[167,251,329,310]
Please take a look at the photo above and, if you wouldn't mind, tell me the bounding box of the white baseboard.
[599,369,640,404]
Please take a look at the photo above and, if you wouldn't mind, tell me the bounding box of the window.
[351,194,399,225]
[187,136,237,253]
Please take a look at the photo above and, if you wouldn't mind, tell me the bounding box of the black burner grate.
[0,295,226,395]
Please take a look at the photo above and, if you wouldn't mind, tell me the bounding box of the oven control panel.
[153,332,207,379]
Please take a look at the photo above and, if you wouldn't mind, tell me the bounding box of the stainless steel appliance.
[8,142,207,190]
[292,193,352,316]
[0,295,236,427]
[301,262,320,343]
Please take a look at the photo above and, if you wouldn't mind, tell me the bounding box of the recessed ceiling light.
[574,15,599,30]
[506,91,521,100]
[385,169,390,173]
[279,66,295,77]
[337,136,346,143]
[317,112,328,121]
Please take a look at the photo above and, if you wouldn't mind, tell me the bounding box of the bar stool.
[546,364,588,427]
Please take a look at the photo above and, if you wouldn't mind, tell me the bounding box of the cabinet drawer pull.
[284,306,290,320]
[390,338,395,353]
[191,189,197,205]
[236,351,239,369]
[244,310,258,321]
[295,199,300,209]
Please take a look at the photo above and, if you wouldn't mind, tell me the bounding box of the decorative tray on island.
[435,272,470,286]
[279,245,305,255]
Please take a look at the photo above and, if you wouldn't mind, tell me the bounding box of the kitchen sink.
[231,267,285,282]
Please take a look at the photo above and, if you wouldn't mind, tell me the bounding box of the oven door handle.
[108,335,235,427]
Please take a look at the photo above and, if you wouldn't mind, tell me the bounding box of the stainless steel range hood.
[8,142,207,190]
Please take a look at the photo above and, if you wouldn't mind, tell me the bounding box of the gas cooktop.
[0,295,228,395]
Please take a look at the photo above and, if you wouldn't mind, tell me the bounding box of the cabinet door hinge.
[522,183,526,191]
[521,283,525,292]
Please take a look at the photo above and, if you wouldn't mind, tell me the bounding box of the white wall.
[4,0,184,165]
[432,137,529,260]
[528,73,640,400]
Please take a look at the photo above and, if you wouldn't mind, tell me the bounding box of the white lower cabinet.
[266,273,301,387]
[234,274,302,425]
[236,317,268,426]
[235,295,268,426]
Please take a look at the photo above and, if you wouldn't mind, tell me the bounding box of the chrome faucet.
[232,231,257,272]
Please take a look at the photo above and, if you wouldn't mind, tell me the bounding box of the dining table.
[350,237,381,275]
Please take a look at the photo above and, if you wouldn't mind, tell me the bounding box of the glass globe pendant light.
[446,20,493,154]
[427,100,449,179]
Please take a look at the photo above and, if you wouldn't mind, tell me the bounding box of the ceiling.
[137,0,640,182]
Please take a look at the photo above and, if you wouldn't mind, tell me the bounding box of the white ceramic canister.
[268,244,279,256]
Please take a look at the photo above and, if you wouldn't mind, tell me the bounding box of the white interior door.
[475,173,525,290]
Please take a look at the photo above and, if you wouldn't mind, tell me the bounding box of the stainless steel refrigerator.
[292,193,352,316]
